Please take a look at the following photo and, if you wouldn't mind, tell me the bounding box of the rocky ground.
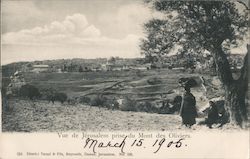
[2,99,246,132]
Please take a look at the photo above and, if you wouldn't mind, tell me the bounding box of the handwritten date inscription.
[83,136,186,154]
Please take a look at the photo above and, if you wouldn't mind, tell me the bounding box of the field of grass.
[2,68,225,111]
[19,69,218,99]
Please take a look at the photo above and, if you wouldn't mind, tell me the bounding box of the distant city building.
[109,64,124,71]
[32,65,49,73]
[129,63,151,70]
[57,68,63,73]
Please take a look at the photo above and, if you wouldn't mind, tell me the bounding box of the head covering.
[184,84,191,92]
[178,77,198,88]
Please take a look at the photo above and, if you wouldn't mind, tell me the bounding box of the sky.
[1,0,155,64]
[1,0,249,65]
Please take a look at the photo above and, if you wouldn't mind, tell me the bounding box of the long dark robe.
[205,105,219,127]
[180,92,197,126]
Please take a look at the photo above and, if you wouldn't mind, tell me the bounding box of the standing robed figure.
[180,85,197,127]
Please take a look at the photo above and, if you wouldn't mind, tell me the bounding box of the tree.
[19,84,41,100]
[79,66,83,72]
[62,64,67,72]
[108,56,117,64]
[54,92,67,104]
[141,0,249,127]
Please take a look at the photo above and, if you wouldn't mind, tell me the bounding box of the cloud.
[2,33,142,65]
[97,3,166,38]
[116,4,151,32]
[96,3,150,37]
[81,25,101,37]
[2,13,102,45]
[2,13,143,65]
[2,13,143,47]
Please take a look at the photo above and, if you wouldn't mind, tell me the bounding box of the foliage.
[101,98,118,110]
[136,101,156,113]
[53,92,68,104]
[90,95,108,107]
[79,66,83,72]
[19,84,41,100]
[41,88,67,104]
[40,87,57,100]
[158,101,171,114]
[141,1,248,58]
[67,98,77,105]
[108,56,117,64]
[142,0,249,126]
[119,97,137,111]
[110,99,120,110]
[78,96,91,104]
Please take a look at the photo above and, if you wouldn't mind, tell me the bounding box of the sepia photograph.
[1,0,249,133]
[0,0,250,153]
[1,0,250,158]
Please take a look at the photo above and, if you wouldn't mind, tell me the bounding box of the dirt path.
[2,100,243,132]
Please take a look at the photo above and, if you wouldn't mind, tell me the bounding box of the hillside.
[2,99,243,132]
[1,58,143,77]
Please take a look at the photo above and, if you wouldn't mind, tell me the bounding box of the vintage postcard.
[1,0,249,158]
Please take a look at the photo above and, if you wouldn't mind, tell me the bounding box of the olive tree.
[141,0,249,126]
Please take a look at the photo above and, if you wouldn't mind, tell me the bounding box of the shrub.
[119,97,137,111]
[158,101,171,114]
[136,101,159,113]
[78,96,91,104]
[40,87,57,100]
[54,92,67,104]
[136,102,145,112]
[40,88,56,103]
[145,101,157,113]
[90,95,107,107]
[104,98,120,110]
[170,95,182,113]
[19,84,41,100]
[44,89,67,104]
[67,97,77,105]
[110,99,119,110]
